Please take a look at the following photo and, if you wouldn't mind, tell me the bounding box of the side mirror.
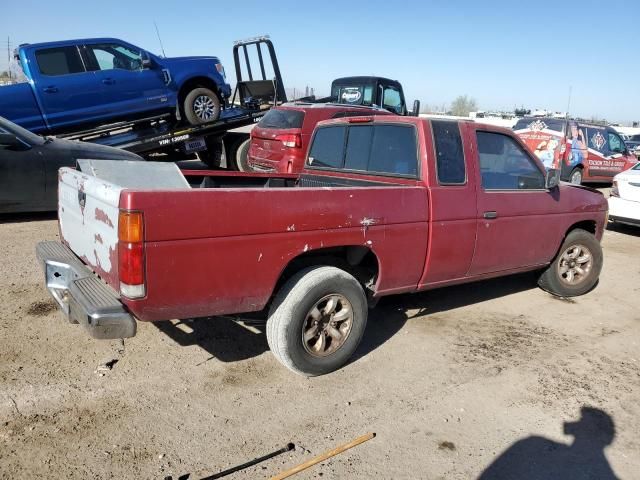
[412,99,421,117]
[141,52,152,69]
[545,168,560,189]
[0,132,24,149]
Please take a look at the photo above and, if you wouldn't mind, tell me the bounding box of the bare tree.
[450,95,478,117]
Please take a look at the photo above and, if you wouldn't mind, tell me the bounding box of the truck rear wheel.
[225,137,251,171]
[184,88,221,125]
[266,266,368,376]
[538,228,602,297]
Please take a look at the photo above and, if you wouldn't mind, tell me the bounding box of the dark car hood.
[49,137,143,161]
[559,182,603,195]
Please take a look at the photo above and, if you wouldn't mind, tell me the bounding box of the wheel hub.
[193,95,217,120]
[302,294,353,358]
[557,244,593,286]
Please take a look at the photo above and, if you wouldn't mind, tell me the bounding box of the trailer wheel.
[234,139,251,172]
[266,266,368,376]
[184,88,221,125]
[538,228,602,297]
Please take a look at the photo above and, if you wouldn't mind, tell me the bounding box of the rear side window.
[308,124,418,177]
[308,126,346,168]
[258,109,305,129]
[35,47,84,76]
[432,120,465,184]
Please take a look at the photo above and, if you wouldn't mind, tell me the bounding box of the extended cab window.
[432,120,465,184]
[87,44,144,71]
[308,124,418,177]
[477,131,545,190]
[35,47,85,76]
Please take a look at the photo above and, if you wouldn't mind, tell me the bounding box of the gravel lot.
[0,211,638,479]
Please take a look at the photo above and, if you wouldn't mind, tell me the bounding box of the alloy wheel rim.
[571,171,581,184]
[557,244,593,285]
[193,95,217,120]
[302,294,353,357]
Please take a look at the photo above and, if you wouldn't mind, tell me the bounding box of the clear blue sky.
[2,0,639,122]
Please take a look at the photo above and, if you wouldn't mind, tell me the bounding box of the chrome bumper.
[35,241,136,339]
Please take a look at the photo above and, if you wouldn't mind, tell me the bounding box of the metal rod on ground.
[269,433,376,480]
[199,443,295,480]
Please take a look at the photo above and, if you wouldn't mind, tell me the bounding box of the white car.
[609,162,640,227]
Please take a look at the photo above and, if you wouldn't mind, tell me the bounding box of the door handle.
[483,211,498,219]
[102,78,115,85]
[43,86,58,93]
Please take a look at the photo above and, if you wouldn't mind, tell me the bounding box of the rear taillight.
[275,133,302,148]
[611,180,619,198]
[118,210,145,299]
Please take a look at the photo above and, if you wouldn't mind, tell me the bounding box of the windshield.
[0,116,45,145]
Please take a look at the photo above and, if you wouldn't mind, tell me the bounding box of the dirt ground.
[0,211,638,480]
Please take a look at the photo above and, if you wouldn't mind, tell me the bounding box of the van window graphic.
[590,131,606,150]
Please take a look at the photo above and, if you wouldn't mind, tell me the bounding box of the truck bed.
[58,163,430,322]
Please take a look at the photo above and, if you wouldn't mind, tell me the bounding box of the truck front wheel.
[266,266,368,376]
[538,228,603,297]
[184,88,221,125]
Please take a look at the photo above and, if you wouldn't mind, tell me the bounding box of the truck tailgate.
[58,167,122,290]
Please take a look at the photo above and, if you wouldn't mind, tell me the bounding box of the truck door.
[419,120,477,285]
[468,127,562,275]
[31,45,100,131]
[82,42,171,117]
[0,126,45,211]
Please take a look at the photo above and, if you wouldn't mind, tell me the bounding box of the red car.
[247,103,392,173]
[37,117,607,376]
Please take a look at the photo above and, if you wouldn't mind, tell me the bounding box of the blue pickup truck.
[0,38,232,134]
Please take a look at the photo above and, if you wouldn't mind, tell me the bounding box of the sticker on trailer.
[159,134,190,146]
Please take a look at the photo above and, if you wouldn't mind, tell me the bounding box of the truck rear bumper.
[36,241,136,339]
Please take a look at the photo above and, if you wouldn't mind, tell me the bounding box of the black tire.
[197,138,223,168]
[266,266,368,376]
[224,137,251,171]
[184,87,221,125]
[569,167,583,185]
[234,138,251,172]
[538,228,603,297]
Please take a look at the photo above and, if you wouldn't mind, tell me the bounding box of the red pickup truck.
[37,116,607,376]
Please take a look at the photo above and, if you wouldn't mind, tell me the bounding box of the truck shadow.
[0,211,57,224]
[155,272,537,367]
[350,272,537,365]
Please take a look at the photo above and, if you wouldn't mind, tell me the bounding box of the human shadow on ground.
[156,272,537,366]
[478,406,620,480]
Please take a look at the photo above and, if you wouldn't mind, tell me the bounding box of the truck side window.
[35,47,85,76]
[308,126,346,168]
[607,132,625,154]
[477,131,545,190]
[369,125,418,176]
[382,86,402,114]
[432,120,466,184]
[87,44,143,71]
